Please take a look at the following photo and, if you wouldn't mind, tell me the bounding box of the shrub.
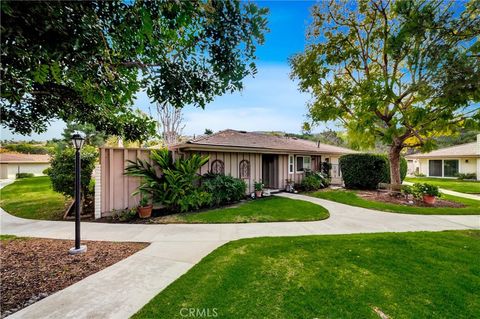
[254,181,264,191]
[457,173,476,180]
[125,149,211,213]
[42,167,51,175]
[300,170,330,191]
[340,153,407,189]
[16,172,34,179]
[48,145,98,198]
[339,154,389,189]
[201,174,246,207]
[411,183,441,198]
[111,208,137,222]
[4,143,53,154]
[414,172,426,177]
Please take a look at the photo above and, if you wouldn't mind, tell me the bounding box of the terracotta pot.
[423,195,436,205]
[255,190,262,198]
[137,205,153,218]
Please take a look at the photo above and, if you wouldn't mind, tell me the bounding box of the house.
[0,153,50,179]
[171,130,356,192]
[406,134,479,180]
[95,129,356,218]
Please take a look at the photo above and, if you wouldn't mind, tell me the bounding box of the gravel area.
[0,237,148,318]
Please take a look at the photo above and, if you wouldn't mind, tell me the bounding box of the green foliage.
[414,172,426,177]
[291,0,480,184]
[47,145,98,197]
[3,143,53,154]
[201,174,246,207]
[61,122,107,147]
[16,173,34,179]
[204,129,213,135]
[42,167,51,175]
[111,208,137,222]
[254,181,264,191]
[457,173,477,180]
[340,153,407,189]
[300,170,330,191]
[125,149,211,212]
[1,1,268,141]
[411,183,441,198]
[340,154,390,189]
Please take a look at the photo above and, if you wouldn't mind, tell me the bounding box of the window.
[288,155,294,174]
[428,160,442,177]
[444,160,459,177]
[239,160,250,179]
[296,156,311,172]
[211,160,225,175]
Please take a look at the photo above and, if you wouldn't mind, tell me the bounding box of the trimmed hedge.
[339,153,407,190]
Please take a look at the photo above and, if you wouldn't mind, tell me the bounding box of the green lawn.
[312,189,480,215]
[0,176,69,220]
[156,197,329,223]
[405,177,480,194]
[133,230,480,319]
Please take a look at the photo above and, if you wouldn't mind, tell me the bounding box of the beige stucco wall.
[416,158,478,178]
[0,163,50,179]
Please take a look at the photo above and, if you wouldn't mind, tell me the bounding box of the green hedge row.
[339,153,407,190]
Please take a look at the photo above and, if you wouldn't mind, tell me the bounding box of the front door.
[262,155,277,188]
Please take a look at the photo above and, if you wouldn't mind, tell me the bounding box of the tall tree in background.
[1,1,268,141]
[157,102,185,146]
[61,122,107,148]
[291,0,480,185]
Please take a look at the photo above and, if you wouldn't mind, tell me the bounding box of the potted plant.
[413,183,441,204]
[254,181,264,198]
[137,193,153,218]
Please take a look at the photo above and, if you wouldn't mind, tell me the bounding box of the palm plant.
[125,149,210,212]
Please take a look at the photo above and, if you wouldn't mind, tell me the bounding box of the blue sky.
[2,0,327,141]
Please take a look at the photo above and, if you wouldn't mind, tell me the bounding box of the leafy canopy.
[1,1,268,141]
[291,0,480,151]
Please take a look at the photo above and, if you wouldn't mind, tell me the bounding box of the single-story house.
[406,134,479,180]
[170,129,356,192]
[0,153,50,179]
[96,129,356,217]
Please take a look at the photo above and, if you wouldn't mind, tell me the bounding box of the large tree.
[1,1,268,141]
[291,0,480,185]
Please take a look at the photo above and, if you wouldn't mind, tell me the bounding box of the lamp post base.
[69,245,87,255]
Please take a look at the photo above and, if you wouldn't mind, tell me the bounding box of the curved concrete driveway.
[2,192,479,319]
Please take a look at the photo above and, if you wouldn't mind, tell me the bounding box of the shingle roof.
[406,142,478,159]
[175,129,356,155]
[0,153,50,163]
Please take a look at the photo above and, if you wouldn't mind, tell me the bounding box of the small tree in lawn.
[291,0,480,185]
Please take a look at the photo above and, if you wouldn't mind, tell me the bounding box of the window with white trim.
[296,156,311,172]
[288,155,294,174]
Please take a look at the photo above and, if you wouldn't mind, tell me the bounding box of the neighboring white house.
[0,153,50,179]
[406,134,479,180]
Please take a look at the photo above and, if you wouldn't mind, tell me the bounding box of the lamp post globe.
[69,133,87,255]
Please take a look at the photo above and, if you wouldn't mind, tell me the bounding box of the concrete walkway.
[2,193,479,319]
[403,181,480,201]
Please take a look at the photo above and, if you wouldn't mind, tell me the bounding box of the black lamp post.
[69,133,87,255]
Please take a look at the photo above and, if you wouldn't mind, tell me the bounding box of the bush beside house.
[201,174,247,207]
[47,145,98,198]
[125,149,247,214]
[339,153,407,190]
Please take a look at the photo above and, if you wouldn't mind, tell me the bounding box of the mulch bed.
[0,237,148,318]
[357,190,466,208]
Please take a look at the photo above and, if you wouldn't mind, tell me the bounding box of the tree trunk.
[388,144,402,186]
